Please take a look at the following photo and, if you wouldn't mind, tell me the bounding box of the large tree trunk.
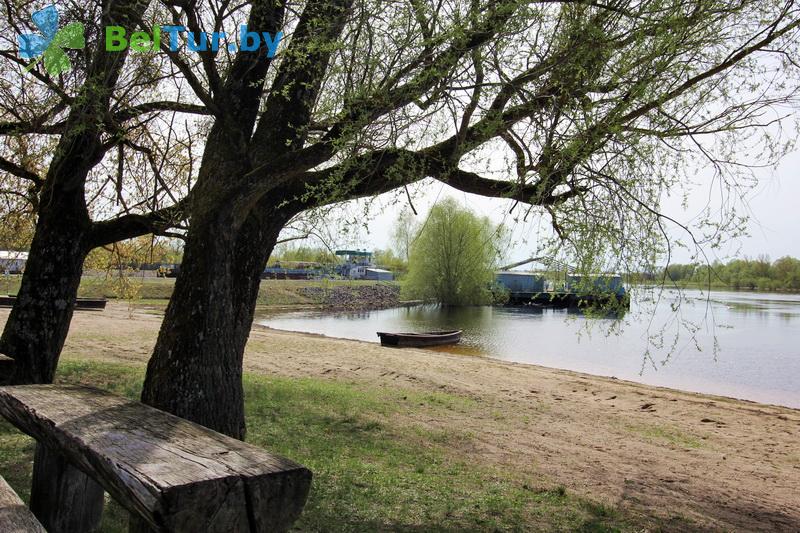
[141,193,289,438]
[138,0,350,438]
[0,190,90,384]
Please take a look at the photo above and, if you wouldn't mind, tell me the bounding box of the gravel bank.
[299,283,400,310]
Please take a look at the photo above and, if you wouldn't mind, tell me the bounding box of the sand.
[3,303,798,530]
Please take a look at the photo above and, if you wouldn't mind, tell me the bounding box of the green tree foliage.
[85,236,183,271]
[391,208,419,263]
[0,207,35,253]
[665,256,800,290]
[373,248,407,275]
[270,245,337,265]
[404,199,504,305]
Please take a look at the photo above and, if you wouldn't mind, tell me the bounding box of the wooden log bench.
[0,384,312,532]
[0,475,46,532]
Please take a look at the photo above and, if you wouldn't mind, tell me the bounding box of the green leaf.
[43,45,71,75]
[52,22,85,50]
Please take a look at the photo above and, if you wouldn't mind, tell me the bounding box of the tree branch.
[111,101,211,123]
[89,199,188,248]
[250,0,355,159]
[0,156,42,184]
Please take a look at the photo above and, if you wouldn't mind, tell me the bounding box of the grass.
[0,360,635,532]
[0,275,393,308]
[624,423,704,449]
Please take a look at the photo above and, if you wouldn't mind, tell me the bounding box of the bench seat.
[0,475,46,533]
[0,384,312,532]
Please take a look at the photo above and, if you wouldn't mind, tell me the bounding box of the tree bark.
[141,188,290,438]
[0,189,90,384]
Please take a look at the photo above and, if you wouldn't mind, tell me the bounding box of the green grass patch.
[625,423,703,449]
[1,360,635,531]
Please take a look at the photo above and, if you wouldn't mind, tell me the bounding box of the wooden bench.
[0,475,46,532]
[0,385,312,532]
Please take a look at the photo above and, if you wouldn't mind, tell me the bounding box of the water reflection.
[257,289,800,408]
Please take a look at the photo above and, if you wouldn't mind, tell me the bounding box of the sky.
[306,146,800,267]
[725,149,800,261]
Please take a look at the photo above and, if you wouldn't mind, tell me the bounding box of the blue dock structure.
[495,271,546,295]
[494,257,628,308]
[565,275,626,298]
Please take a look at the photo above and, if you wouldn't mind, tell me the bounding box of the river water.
[256,289,800,408]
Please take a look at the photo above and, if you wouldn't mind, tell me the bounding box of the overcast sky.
[725,149,800,261]
[315,146,799,267]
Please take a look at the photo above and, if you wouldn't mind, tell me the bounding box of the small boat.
[377,330,462,348]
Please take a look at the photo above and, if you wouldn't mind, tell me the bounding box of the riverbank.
[634,280,800,293]
[0,275,401,310]
[2,303,798,531]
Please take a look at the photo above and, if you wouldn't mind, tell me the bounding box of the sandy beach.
[4,303,798,531]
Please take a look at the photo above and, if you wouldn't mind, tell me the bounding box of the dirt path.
[4,303,798,531]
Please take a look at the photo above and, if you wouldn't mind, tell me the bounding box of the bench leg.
[30,443,104,533]
[0,354,14,385]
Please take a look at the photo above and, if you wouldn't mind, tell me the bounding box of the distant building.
[0,251,28,274]
[364,268,394,281]
[335,250,394,280]
[343,264,367,279]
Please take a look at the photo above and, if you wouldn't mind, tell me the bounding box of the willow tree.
[137,0,799,439]
[404,198,503,305]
